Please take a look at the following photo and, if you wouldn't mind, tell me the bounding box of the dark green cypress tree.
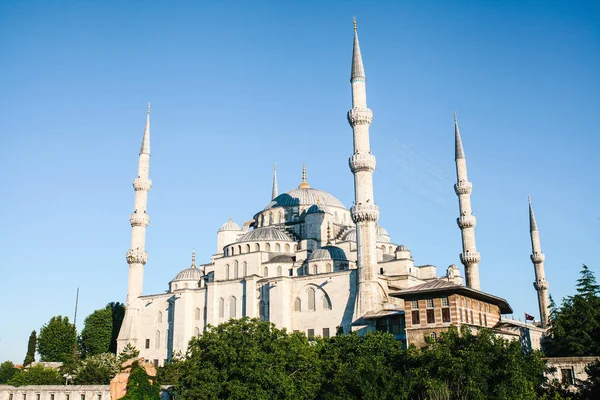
[23,330,37,366]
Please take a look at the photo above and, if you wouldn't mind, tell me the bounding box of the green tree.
[23,330,37,366]
[75,352,121,384]
[119,343,140,363]
[577,360,600,400]
[7,364,62,386]
[109,302,126,354]
[156,351,184,386]
[177,318,322,400]
[80,306,113,357]
[544,265,600,356]
[37,315,77,362]
[121,361,160,400]
[0,361,18,384]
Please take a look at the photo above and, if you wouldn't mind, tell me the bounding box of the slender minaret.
[272,163,278,200]
[529,195,550,328]
[348,19,382,318]
[454,112,481,290]
[125,104,152,304]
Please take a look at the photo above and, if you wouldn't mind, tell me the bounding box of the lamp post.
[63,373,72,385]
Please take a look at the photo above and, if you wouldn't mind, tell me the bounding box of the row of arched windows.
[225,261,247,280]
[217,297,237,319]
[294,288,332,312]
[380,245,396,255]
[226,242,296,256]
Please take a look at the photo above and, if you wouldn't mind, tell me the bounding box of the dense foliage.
[75,353,121,384]
[37,316,77,362]
[80,306,113,357]
[119,343,140,363]
[7,364,63,386]
[109,302,126,354]
[0,361,18,384]
[543,265,600,357]
[174,318,551,400]
[121,361,161,400]
[23,330,37,366]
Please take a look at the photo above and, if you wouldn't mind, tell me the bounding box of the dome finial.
[327,222,332,245]
[353,16,357,31]
[298,163,310,188]
[191,248,196,268]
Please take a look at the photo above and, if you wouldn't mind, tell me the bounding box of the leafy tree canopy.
[80,306,113,357]
[37,316,77,362]
[23,330,36,366]
[121,361,160,400]
[119,343,140,363]
[7,364,62,386]
[75,352,121,385]
[0,361,18,384]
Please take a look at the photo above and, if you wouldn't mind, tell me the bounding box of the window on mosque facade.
[322,328,330,338]
[234,261,239,279]
[426,309,435,324]
[264,267,268,277]
[243,262,247,276]
[295,298,301,312]
[277,266,282,276]
[157,311,162,323]
[145,339,150,349]
[308,288,316,311]
[323,295,331,310]
[230,297,237,318]
[226,264,230,280]
[219,298,225,318]
[442,307,451,323]
[307,329,315,340]
[561,368,574,385]
[411,310,420,325]
[195,308,200,320]
[155,331,160,349]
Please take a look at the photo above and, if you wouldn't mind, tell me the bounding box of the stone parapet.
[351,204,379,223]
[460,251,481,265]
[349,153,376,173]
[530,252,545,264]
[129,213,150,227]
[126,248,148,265]
[454,181,472,195]
[133,177,152,192]
[457,215,477,229]
[534,278,549,291]
[347,107,373,126]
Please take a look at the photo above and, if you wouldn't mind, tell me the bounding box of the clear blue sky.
[0,0,598,363]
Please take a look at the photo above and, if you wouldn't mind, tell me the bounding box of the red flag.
[525,313,535,321]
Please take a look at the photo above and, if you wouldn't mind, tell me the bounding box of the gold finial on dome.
[191,248,196,268]
[298,163,310,188]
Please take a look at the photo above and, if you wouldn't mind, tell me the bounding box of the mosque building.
[116,22,549,365]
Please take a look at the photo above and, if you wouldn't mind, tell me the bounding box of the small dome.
[172,267,202,282]
[308,245,347,261]
[264,188,346,210]
[306,204,326,215]
[343,228,357,242]
[397,245,409,252]
[237,227,294,242]
[377,226,390,236]
[219,218,241,232]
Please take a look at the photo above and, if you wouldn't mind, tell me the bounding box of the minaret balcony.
[351,204,379,223]
[130,213,150,227]
[133,178,152,192]
[454,181,472,195]
[457,215,476,229]
[347,107,373,126]
[349,153,376,173]
[534,278,549,291]
[126,248,148,265]
[460,251,480,265]
[531,252,545,264]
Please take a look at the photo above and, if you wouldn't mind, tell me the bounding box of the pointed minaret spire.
[140,103,151,155]
[271,163,279,200]
[528,195,550,328]
[454,111,465,160]
[347,20,383,321]
[118,105,154,353]
[351,18,366,81]
[454,113,481,290]
[298,163,310,188]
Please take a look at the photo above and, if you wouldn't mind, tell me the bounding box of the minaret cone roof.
[454,112,465,160]
[140,103,151,155]
[528,195,539,232]
[351,18,366,81]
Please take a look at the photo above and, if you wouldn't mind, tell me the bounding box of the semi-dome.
[343,228,357,242]
[308,245,347,261]
[306,204,327,215]
[237,227,294,242]
[264,188,346,210]
[219,218,241,232]
[172,267,202,282]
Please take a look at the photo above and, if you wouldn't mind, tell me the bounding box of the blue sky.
[0,0,598,363]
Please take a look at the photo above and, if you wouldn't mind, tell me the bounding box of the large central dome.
[264,188,346,210]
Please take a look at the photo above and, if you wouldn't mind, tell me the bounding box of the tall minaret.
[272,163,278,200]
[125,104,152,304]
[348,19,383,318]
[454,113,481,290]
[529,196,550,328]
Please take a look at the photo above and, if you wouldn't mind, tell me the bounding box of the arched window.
[260,214,265,226]
[266,243,271,252]
[231,246,235,255]
[294,244,298,251]
[218,298,225,318]
[312,265,318,275]
[229,296,237,318]
[238,245,242,255]
[430,332,437,342]
[226,264,230,280]
[264,266,269,277]
[174,284,178,290]
[325,263,332,273]
[268,213,273,225]
[275,243,281,252]
[194,308,201,320]
[195,327,200,337]
[277,265,282,276]
[308,287,316,311]
[381,245,387,254]
[157,312,163,324]
[295,298,302,312]
[155,330,160,349]
[234,261,239,279]
[224,248,228,256]
[184,283,188,288]
[245,244,251,253]
[323,294,332,310]
[243,261,248,277]
[389,246,394,254]
[255,243,260,252]
[284,243,290,253]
